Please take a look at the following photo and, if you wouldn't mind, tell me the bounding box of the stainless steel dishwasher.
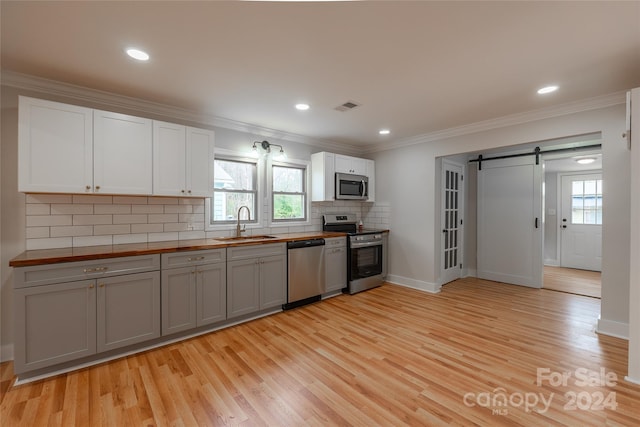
[283,238,325,310]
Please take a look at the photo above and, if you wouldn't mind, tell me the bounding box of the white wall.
[544,172,559,264]
[372,104,630,336]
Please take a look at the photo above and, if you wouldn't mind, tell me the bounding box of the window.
[571,179,602,225]
[272,164,307,222]
[211,158,257,223]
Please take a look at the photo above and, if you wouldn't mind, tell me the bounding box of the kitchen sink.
[215,235,278,241]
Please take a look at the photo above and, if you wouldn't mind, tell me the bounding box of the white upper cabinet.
[18,96,93,193]
[185,127,215,197]
[311,151,375,202]
[153,122,215,197]
[335,154,367,175]
[94,110,153,195]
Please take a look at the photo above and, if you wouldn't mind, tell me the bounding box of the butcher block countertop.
[9,231,347,268]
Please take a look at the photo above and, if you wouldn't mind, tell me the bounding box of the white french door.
[560,173,602,271]
[477,156,543,288]
[440,161,464,285]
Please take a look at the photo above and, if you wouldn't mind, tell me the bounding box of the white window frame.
[268,157,311,228]
[205,149,263,231]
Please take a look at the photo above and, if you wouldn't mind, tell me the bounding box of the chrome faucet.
[236,206,251,237]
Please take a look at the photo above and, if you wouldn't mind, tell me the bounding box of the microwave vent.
[334,100,361,112]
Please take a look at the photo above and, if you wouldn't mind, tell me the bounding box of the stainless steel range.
[323,214,387,294]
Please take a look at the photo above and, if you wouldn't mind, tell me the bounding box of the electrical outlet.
[187,223,194,231]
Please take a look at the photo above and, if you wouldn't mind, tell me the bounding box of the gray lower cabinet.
[161,249,226,335]
[13,255,160,375]
[227,243,286,319]
[325,237,347,292]
[97,271,161,352]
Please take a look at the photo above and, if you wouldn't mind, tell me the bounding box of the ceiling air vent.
[334,100,361,112]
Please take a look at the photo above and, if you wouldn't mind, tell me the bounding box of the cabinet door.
[97,271,160,352]
[227,259,260,319]
[311,152,335,201]
[197,263,226,326]
[153,121,187,196]
[325,247,347,292]
[366,159,375,202]
[94,110,153,195]
[259,255,287,309]
[18,96,93,193]
[161,266,196,335]
[335,154,367,175]
[13,280,96,374]
[186,127,215,197]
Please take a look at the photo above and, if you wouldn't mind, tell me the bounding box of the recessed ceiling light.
[126,48,150,61]
[295,103,310,111]
[537,85,558,95]
[379,129,390,135]
[576,158,596,165]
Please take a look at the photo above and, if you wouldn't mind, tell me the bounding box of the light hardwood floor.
[2,278,638,426]
[544,266,601,298]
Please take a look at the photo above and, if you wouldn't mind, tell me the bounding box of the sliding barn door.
[477,156,543,288]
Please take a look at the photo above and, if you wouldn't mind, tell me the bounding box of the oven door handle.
[350,241,383,249]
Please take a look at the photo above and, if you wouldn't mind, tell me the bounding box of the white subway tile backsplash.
[113,233,148,245]
[73,235,113,247]
[113,196,148,205]
[164,205,193,214]
[94,224,131,235]
[131,223,164,233]
[132,205,164,214]
[178,230,206,240]
[27,237,73,250]
[51,204,94,215]
[50,225,93,237]
[73,214,112,225]
[148,232,179,242]
[113,214,148,224]
[148,213,179,223]
[72,195,113,204]
[164,223,189,232]
[149,197,178,205]
[25,195,391,250]
[26,204,51,215]
[26,194,72,204]
[94,204,132,214]
[27,215,72,227]
[26,227,50,239]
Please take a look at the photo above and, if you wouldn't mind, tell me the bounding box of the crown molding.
[1,70,363,156]
[363,91,627,154]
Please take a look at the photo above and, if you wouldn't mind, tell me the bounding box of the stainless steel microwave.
[335,172,368,200]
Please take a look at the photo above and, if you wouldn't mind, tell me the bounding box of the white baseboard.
[464,269,477,278]
[387,274,441,293]
[624,375,640,385]
[544,259,560,267]
[0,343,14,363]
[596,317,629,340]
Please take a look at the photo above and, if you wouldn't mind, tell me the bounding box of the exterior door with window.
[441,161,464,285]
[560,173,602,271]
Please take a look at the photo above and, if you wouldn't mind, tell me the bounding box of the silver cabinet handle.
[187,256,206,262]
[84,266,108,273]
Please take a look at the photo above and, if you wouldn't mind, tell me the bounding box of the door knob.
[562,225,567,229]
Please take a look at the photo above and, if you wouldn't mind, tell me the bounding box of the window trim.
[206,150,263,231]
[268,157,310,227]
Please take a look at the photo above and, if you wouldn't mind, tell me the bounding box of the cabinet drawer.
[14,254,160,289]
[325,237,346,248]
[161,248,226,269]
[227,243,286,261]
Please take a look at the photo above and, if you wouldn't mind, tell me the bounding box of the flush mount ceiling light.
[126,48,149,61]
[295,103,310,111]
[576,157,596,165]
[537,85,558,95]
[379,129,391,135]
